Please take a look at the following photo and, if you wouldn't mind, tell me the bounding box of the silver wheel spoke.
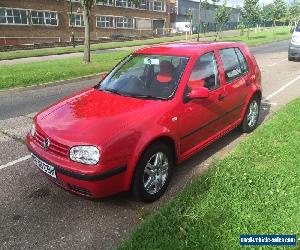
[247,101,258,127]
[159,163,169,175]
[154,152,163,167]
[156,177,163,191]
[144,176,155,192]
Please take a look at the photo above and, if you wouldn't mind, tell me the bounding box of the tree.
[241,0,261,38]
[288,0,300,26]
[214,2,231,40]
[273,0,287,26]
[80,0,94,63]
[262,3,275,23]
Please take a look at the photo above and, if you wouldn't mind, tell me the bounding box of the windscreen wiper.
[129,94,166,100]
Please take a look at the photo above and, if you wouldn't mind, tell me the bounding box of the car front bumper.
[26,134,128,198]
[288,44,300,58]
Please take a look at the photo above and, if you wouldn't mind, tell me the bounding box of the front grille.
[68,184,92,196]
[33,130,69,158]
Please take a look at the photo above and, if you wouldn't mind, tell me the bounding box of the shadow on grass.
[250,35,267,40]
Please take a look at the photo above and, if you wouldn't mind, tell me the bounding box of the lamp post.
[69,0,75,48]
[187,8,193,40]
[197,0,202,41]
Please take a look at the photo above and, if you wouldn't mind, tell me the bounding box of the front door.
[179,51,227,156]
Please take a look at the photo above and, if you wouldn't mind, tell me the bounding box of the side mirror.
[290,27,295,34]
[188,87,209,99]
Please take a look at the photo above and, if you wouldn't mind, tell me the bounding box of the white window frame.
[30,10,58,26]
[115,0,134,8]
[152,0,166,12]
[96,0,114,6]
[96,15,114,28]
[0,7,28,25]
[69,13,85,27]
[139,0,150,10]
[115,16,134,29]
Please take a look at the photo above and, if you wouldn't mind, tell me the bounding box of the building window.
[0,8,28,25]
[116,0,127,7]
[139,0,149,10]
[135,18,151,30]
[96,16,114,28]
[69,13,84,27]
[153,0,165,11]
[96,0,113,6]
[31,11,58,26]
[115,0,133,8]
[115,17,133,29]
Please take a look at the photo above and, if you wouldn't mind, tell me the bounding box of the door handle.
[218,94,225,101]
[246,79,251,86]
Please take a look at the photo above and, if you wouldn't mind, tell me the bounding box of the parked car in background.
[289,20,300,61]
[26,42,262,202]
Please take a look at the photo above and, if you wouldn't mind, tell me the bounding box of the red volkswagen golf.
[27,42,262,202]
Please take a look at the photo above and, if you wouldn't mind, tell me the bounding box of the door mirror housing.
[188,87,209,100]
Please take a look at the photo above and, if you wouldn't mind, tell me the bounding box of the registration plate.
[32,154,56,179]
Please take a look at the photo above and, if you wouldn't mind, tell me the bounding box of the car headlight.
[69,146,100,165]
[30,123,36,137]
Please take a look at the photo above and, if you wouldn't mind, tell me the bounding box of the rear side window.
[219,47,249,82]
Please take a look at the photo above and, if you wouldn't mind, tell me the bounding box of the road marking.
[0,155,31,171]
[268,62,278,67]
[261,101,277,106]
[264,74,300,101]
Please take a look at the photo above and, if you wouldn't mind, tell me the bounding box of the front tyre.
[240,96,260,133]
[132,142,173,202]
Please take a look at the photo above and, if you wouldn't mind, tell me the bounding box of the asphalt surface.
[0,40,300,249]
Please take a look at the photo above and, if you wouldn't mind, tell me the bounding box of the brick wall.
[0,0,169,45]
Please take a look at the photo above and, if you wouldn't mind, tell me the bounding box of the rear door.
[217,47,250,126]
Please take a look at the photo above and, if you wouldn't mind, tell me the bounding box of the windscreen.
[98,54,189,100]
[295,21,300,32]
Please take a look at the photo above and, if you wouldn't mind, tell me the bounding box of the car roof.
[135,42,245,57]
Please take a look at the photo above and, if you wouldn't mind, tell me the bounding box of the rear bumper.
[288,44,300,58]
[26,134,129,198]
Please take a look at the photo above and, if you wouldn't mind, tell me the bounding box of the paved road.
[0,40,300,249]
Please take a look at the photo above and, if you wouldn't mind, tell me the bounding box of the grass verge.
[219,26,292,46]
[0,50,131,89]
[119,98,300,250]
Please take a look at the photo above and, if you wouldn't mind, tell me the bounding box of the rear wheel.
[131,142,173,202]
[288,56,294,61]
[240,96,260,133]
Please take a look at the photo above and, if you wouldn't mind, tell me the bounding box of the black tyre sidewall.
[132,142,173,202]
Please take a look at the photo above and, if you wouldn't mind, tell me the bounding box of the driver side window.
[187,52,220,91]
